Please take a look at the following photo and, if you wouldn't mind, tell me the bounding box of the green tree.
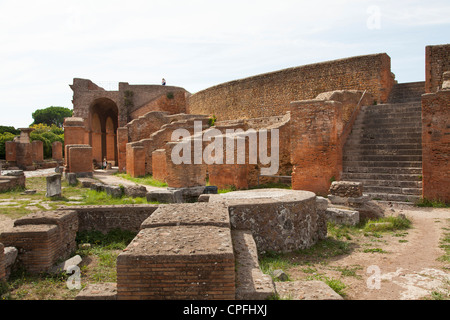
[0,132,16,159]
[31,106,73,128]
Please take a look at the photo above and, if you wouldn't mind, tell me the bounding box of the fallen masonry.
[0,188,358,300]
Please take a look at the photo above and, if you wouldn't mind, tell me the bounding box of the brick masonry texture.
[209,189,320,253]
[62,205,159,233]
[0,171,25,192]
[421,89,450,202]
[425,44,450,93]
[117,225,235,300]
[0,243,5,281]
[187,53,394,121]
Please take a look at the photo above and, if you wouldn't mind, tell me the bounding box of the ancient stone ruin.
[0,43,449,300]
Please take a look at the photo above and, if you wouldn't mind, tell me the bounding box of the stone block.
[0,224,60,273]
[140,202,230,229]
[325,208,359,226]
[209,189,318,252]
[90,182,106,192]
[0,243,5,281]
[52,141,63,161]
[123,185,147,198]
[46,173,62,198]
[232,230,275,300]
[75,283,117,300]
[203,186,218,194]
[146,189,183,203]
[14,210,79,260]
[329,181,363,198]
[66,172,78,186]
[117,225,235,300]
[105,185,123,198]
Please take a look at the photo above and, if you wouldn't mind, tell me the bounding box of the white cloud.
[0,0,449,127]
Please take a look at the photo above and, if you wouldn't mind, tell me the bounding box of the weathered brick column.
[290,100,344,195]
[117,203,235,300]
[52,141,63,161]
[126,142,145,177]
[32,140,44,162]
[422,89,450,202]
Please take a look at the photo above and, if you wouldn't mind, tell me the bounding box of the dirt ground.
[288,204,450,300]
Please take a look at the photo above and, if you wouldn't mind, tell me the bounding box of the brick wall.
[188,53,393,121]
[421,89,450,202]
[65,205,158,233]
[0,172,25,192]
[32,140,44,162]
[152,149,168,182]
[129,90,188,119]
[118,206,235,300]
[425,44,450,93]
[52,141,63,161]
[66,145,93,176]
[289,91,372,195]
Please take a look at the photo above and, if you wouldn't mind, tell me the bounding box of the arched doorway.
[89,98,119,166]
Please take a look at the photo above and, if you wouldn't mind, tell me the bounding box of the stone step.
[345,138,422,145]
[343,178,422,189]
[343,155,422,162]
[358,117,422,125]
[343,160,422,168]
[341,172,422,182]
[362,103,422,112]
[343,166,422,175]
[365,192,422,203]
[344,143,422,150]
[346,132,422,140]
[344,149,422,156]
[363,185,422,195]
[360,107,421,114]
[387,82,425,104]
[350,126,421,134]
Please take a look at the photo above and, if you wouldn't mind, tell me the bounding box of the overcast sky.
[0,0,449,128]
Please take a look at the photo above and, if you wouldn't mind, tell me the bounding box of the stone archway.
[89,98,119,166]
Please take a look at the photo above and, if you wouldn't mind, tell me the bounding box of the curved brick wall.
[187,53,394,120]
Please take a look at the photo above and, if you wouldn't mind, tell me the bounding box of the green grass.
[416,198,449,208]
[437,219,450,264]
[306,274,347,296]
[113,173,167,188]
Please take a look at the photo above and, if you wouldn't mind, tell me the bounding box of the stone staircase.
[341,82,424,203]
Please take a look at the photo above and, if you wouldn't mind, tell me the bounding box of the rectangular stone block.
[67,145,93,176]
[140,202,230,229]
[32,140,44,162]
[0,243,5,281]
[152,149,167,182]
[117,225,235,300]
[52,141,63,161]
[328,181,363,198]
[0,225,60,273]
[46,173,62,197]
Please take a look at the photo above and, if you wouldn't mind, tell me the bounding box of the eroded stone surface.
[209,189,319,253]
[140,202,230,229]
